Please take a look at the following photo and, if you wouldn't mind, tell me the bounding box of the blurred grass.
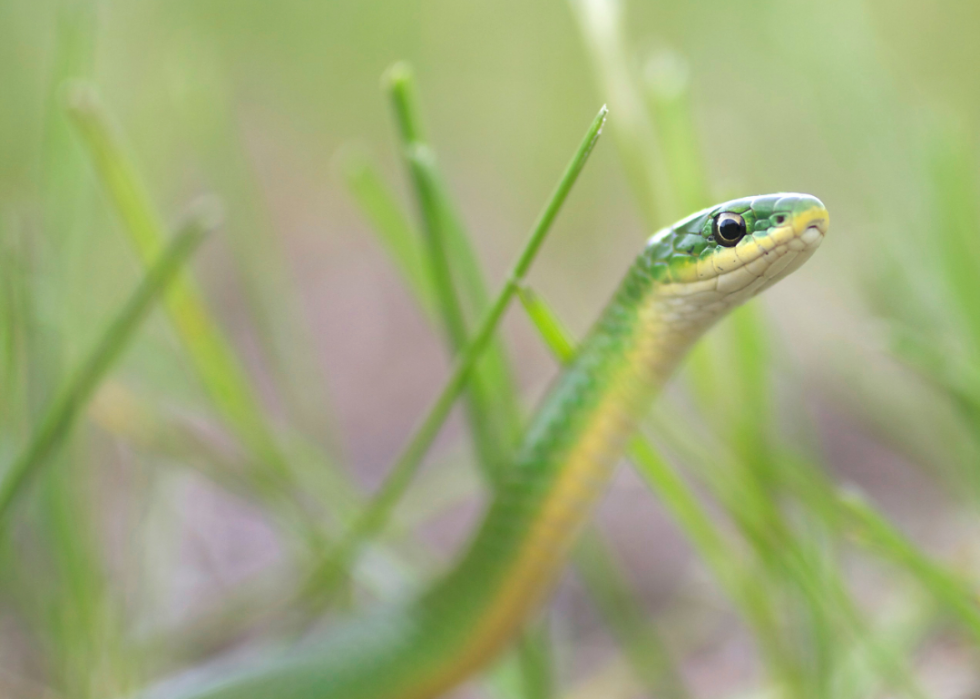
[67,85,321,514]
[1,1,980,698]
[0,214,210,526]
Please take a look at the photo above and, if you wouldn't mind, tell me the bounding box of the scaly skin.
[176,193,828,699]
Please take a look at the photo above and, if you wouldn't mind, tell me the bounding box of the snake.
[175,193,828,699]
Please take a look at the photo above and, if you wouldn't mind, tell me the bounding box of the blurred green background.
[3,0,980,697]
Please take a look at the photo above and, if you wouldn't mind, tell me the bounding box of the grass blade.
[65,85,343,559]
[66,85,293,487]
[573,529,690,699]
[340,150,437,317]
[300,103,608,600]
[931,124,980,354]
[642,53,711,216]
[839,489,980,643]
[569,0,666,227]
[0,216,210,526]
[402,142,512,481]
[384,62,521,485]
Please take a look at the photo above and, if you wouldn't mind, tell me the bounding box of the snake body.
[179,193,828,699]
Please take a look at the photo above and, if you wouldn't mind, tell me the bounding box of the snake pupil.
[714,212,746,247]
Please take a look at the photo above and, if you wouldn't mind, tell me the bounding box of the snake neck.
[402,257,716,698]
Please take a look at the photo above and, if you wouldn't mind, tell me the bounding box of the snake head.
[643,193,828,301]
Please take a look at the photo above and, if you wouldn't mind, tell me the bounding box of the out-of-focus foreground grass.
[3,1,980,698]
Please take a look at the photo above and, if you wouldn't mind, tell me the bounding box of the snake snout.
[790,197,829,238]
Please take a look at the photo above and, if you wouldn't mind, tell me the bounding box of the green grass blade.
[573,529,690,699]
[65,86,348,562]
[375,67,499,339]
[0,218,209,527]
[384,62,521,485]
[516,286,577,362]
[300,103,608,600]
[340,150,437,317]
[931,124,980,354]
[514,624,556,699]
[840,489,980,642]
[384,61,530,461]
[569,0,666,228]
[642,53,711,216]
[402,142,512,481]
[342,148,524,486]
[66,85,292,486]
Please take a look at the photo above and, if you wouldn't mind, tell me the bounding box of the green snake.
[176,193,828,699]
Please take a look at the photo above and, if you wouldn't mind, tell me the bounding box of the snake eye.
[713,212,746,247]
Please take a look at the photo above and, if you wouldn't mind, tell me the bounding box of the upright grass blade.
[384,62,521,486]
[299,103,608,600]
[341,150,437,317]
[642,53,711,216]
[569,0,666,228]
[402,142,512,481]
[0,217,209,527]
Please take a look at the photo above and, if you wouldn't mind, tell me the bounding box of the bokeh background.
[3,0,980,697]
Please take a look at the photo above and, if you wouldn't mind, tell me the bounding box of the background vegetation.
[2,0,980,697]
